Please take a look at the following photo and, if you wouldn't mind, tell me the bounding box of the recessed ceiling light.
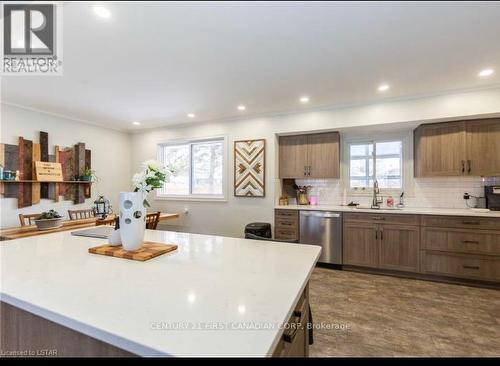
[300,96,310,103]
[132,121,141,126]
[478,68,494,77]
[378,84,390,92]
[237,105,246,111]
[187,113,195,118]
[93,6,111,19]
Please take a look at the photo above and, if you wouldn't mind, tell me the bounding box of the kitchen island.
[0,229,321,357]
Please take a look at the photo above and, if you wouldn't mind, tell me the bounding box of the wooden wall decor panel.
[40,131,49,199]
[22,139,33,207]
[58,148,66,197]
[54,146,60,202]
[85,149,91,199]
[74,143,86,204]
[31,143,41,204]
[48,155,56,200]
[3,144,19,198]
[17,137,25,208]
[0,132,93,208]
[63,148,74,201]
[234,139,265,197]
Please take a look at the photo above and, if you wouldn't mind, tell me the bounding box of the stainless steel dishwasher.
[299,211,342,265]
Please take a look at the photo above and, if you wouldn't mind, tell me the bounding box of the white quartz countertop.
[275,204,500,217]
[0,230,321,357]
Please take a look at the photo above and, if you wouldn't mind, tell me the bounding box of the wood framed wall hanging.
[234,139,265,197]
[0,131,92,208]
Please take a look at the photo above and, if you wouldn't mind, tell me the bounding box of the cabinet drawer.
[422,215,500,230]
[422,251,500,282]
[275,227,298,241]
[276,217,298,229]
[422,228,500,256]
[343,212,420,226]
[275,209,299,219]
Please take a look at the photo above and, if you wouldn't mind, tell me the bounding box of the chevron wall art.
[234,139,265,197]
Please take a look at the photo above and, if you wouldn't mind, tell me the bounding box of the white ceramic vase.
[119,191,146,251]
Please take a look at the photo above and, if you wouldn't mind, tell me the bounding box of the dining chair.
[19,213,42,227]
[145,212,161,230]
[68,209,95,220]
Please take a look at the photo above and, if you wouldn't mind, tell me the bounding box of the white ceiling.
[2,1,500,131]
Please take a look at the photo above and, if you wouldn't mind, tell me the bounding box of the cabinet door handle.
[461,240,479,244]
[307,165,311,176]
[380,231,383,240]
[462,220,480,225]
[372,217,386,221]
[467,160,471,174]
[461,160,465,174]
[283,315,301,343]
[375,230,378,240]
[462,265,480,270]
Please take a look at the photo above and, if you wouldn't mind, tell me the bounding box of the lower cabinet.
[343,221,420,272]
[422,251,500,282]
[343,222,378,267]
[379,225,420,272]
[272,284,309,357]
[343,213,500,284]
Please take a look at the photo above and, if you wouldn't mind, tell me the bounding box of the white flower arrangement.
[132,160,175,207]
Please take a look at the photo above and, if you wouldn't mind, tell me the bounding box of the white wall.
[0,104,131,228]
[131,88,500,238]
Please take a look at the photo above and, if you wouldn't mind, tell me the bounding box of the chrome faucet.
[371,180,383,209]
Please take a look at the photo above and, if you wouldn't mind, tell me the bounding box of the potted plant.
[34,210,63,230]
[119,160,174,251]
[80,167,99,182]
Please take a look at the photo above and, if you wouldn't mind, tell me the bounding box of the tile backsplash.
[295,177,500,209]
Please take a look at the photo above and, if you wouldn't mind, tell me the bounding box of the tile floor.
[308,267,500,357]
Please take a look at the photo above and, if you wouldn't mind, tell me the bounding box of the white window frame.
[155,136,228,202]
[342,133,411,196]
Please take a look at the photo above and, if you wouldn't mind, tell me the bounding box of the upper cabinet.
[414,118,500,177]
[279,132,340,179]
[466,119,500,176]
[414,121,466,177]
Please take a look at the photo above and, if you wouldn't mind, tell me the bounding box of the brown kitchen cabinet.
[378,224,420,272]
[414,121,467,177]
[414,118,500,177]
[274,209,299,242]
[278,132,340,179]
[466,118,500,176]
[278,135,309,179]
[343,222,379,267]
[343,214,420,272]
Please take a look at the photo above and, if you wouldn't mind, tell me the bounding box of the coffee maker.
[485,186,500,211]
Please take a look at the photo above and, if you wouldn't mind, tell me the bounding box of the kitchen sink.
[355,205,403,210]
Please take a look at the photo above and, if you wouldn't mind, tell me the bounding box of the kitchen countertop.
[0,229,321,357]
[275,204,500,218]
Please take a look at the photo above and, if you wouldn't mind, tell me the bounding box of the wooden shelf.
[0,180,93,184]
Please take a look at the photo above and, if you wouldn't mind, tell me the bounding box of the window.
[349,140,403,190]
[157,138,225,199]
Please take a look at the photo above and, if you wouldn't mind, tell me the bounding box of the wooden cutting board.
[88,242,178,262]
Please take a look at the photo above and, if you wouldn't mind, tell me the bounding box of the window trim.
[155,135,228,202]
[343,134,410,196]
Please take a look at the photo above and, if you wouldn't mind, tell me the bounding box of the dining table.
[0,213,180,241]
